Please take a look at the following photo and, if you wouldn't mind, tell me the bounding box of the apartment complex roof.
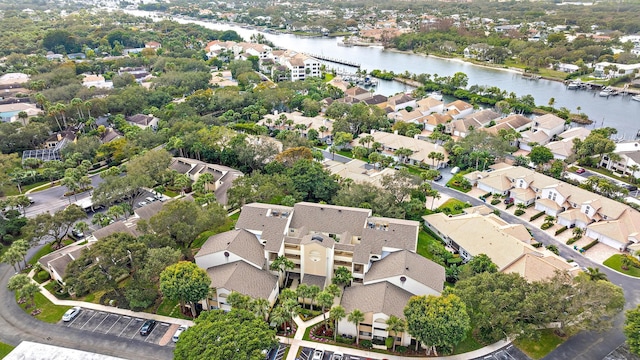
[364,250,444,293]
[207,261,277,300]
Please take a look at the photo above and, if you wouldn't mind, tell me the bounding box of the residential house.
[117,67,151,83]
[518,113,566,151]
[145,41,162,49]
[447,109,501,138]
[168,157,243,206]
[386,94,416,112]
[362,94,389,107]
[327,77,350,92]
[0,102,39,124]
[392,108,426,125]
[445,100,474,120]
[416,96,444,115]
[261,111,333,143]
[546,127,591,160]
[556,63,579,73]
[210,70,238,88]
[125,114,159,130]
[484,114,533,135]
[344,86,373,101]
[324,158,396,187]
[82,74,113,89]
[423,210,579,282]
[276,50,321,82]
[464,164,640,251]
[421,113,452,132]
[600,141,640,179]
[38,243,90,284]
[594,62,640,78]
[357,130,449,169]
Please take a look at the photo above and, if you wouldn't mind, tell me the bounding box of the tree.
[348,309,365,345]
[160,261,211,317]
[174,309,277,360]
[7,274,30,293]
[11,239,29,269]
[270,255,294,287]
[386,315,406,351]
[317,291,334,327]
[330,305,346,341]
[585,267,608,281]
[2,244,24,272]
[332,266,352,289]
[625,305,640,356]
[529,146,554,167]
[144,199,227,249]
[20,282,41,309]
[404,294,470,355]
[394,147,414,164]
[24,205,86,249]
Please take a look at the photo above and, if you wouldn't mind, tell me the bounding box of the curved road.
[0,264,173,360]
[433,183,640,360]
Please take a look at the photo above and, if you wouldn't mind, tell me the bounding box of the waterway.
[125,10,640,139]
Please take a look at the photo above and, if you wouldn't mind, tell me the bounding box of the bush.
[541,222,552,230]
[481,192,492,199]
[491,199,500,205]
[514,209,525,216]
[566,237,580,245]
[385,336,394,349]
[532,242,543,248]
[336,336,355,345]
[583,239,599,251]
[396,346,408,353]
[36,270,51,283]
[530,211,546,221]
[506,203,514,209]
[555,226,568,235]
[361,340,372,349]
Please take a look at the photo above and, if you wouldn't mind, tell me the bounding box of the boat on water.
[599,87,618,97]
[632,95,640,102]
[567,81,580,90]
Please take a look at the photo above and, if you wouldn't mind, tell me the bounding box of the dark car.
[433,173,443,181]
[627,185,638,191]
[140,319,157,336]
[503,198,514,205]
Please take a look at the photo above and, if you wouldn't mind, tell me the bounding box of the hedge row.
[582,239,599,251]
[530,211,546,221]
[555,226,568,235]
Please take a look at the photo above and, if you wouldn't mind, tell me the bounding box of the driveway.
[0,264,174,360]
[432,183,640,360]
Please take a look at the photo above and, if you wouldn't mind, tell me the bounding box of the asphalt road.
[23,175,105,218]
[432,183,640,360]
[0,263,174,360]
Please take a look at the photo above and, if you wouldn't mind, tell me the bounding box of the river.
[125,9,640,139]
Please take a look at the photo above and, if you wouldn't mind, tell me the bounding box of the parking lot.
[62,308,177,347]
[299,347,372,360]
[473,344,530,360]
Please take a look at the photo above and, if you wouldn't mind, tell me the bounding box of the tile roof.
[364,250,444,293]
[195,229,266,268]
[207,261,277,300]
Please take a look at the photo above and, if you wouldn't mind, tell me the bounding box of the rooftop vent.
[311,235,323,242]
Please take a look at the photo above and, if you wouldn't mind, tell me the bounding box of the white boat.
[632,95,640,102]
[599,87,615,97]
[567,81,580,90]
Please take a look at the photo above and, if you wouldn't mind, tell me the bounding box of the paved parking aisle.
[66,308,95,329]
[94,313,120,334]
[82,311,109,331]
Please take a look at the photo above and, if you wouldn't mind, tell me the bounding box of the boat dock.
[305,53,361,68]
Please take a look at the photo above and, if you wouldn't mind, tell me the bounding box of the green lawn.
[417,229,440,262]
[438,198,471,215]
[452,328,483,355]
[603,254,640,277]
[152,297,192,320]
[584,166,633,185]
[16,292,71,324]
[514,329,566,359]
[0,342,15,358]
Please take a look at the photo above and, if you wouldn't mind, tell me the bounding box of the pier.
[305,53,361,68]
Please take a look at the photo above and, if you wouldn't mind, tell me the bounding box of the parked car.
[139,319,157,336]
[503,198,514,205]
[62,306,81,322]
[312,349,324,360]
[71,229,84,239]
[28,196,34,204]
[145,196,156,203]
[172,325,188,342]
[331,351,344,360]
[576,168,586,174]
[433,173,443,181]
[626,185,638,191]
[450,166,460,175]
[137,201,148,207]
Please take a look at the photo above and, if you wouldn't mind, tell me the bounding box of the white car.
[172,325,188,342]
[312,349,324,360]
[62,306,81,322]
[331,351,343,360]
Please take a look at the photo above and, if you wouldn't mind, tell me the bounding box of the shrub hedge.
[530,211,546,221]
[555,226,568,235]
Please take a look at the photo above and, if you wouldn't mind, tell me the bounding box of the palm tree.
[74,222,89,237]
[628,164,640,184]
[107,205,125,220]
[572,227,584,239]
[270,306,288,333]
[270,255,294,287]
[330,305,346,341]
[394,147,413,164]
[348,309,365,345]
[358,134,374,150]
[385,315,406,351]
[250,298,270,320]
[308,285,321,311]
[21,282,40,309]
[296,284,310,309]
[585,267,608,281]
[174,174,191,195]
[71,98,84,120]
[17,111,28,126]
[317,291,334,328]
[194,173,214,194]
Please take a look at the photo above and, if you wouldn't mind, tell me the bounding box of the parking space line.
[131,318,143,339]
[118,316,134,337]
[80,311,98,330]
[93,312,109,332]
[106,315,119,334]
[66,311,82,327]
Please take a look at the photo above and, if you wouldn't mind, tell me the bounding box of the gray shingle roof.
[364,250,445,293]
[195,229,265,268]
[340,282,413,318]
[290,202,371,237]
[207,261,278,300]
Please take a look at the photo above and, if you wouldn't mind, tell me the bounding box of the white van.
[451,166,460,175]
